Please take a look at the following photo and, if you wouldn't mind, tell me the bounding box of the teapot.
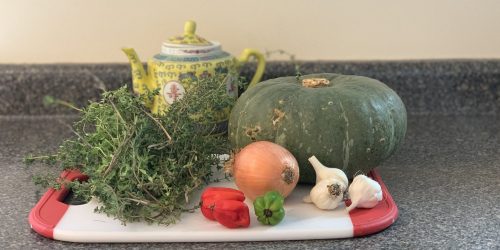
[122,20,266,114]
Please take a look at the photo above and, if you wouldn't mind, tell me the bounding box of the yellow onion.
[228,141,299,200]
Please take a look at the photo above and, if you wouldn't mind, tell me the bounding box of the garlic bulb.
[303,178,347,210]
[346,174,383,212]
[303,155,348,210]
[308,156,348,186]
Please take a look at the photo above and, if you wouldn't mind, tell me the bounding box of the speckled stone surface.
[0,115,498,249]
[1,61,499,249]
[1,60,500,115]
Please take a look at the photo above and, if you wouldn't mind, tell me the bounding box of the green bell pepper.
[253,191,285,225]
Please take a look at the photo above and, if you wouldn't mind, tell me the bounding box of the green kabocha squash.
[229,73,407,184]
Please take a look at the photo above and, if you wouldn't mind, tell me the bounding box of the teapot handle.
[238,49,266,89]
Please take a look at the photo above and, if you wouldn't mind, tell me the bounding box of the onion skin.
[232,141,299,200]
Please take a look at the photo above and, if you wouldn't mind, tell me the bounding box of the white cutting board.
[29,169,397,242]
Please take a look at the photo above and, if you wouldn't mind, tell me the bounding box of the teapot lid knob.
[167,20,212,46]
[184,20,196,36]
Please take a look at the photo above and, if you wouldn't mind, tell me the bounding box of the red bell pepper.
[201,187,245,201]
[212,200,250,228]
[200,187,245,221]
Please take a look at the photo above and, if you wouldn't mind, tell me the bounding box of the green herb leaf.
[27,74,239,225]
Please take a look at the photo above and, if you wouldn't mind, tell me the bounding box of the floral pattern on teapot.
[122,20,265,116]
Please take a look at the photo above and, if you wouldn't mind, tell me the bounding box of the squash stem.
[302,78,330,88]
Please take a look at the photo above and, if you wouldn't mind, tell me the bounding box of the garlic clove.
[346,174,383,212]
[308,156,348,187]
[308,178,347,210]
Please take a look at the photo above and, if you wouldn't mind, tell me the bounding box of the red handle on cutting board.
[347,170,399,237]
[28,170,88,239]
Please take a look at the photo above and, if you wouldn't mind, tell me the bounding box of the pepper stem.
[264,209,273,218]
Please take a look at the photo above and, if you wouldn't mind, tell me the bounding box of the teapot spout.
[122,48,149,95]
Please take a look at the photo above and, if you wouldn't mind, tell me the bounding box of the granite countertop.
[0,61,499,249]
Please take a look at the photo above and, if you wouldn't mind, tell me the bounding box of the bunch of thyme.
[25,75,236,225]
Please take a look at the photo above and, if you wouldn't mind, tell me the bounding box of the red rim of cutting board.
[28,170,87,239]
[28,169,398,240]
[346,170,399,237]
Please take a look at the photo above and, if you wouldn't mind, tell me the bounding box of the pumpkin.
[228,73,407,184]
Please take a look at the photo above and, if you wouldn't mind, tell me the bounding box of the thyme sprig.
[25,75,237,225]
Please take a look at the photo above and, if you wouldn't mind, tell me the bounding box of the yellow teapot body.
[123,21,265,114]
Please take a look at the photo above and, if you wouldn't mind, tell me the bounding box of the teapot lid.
[167,20,212,46]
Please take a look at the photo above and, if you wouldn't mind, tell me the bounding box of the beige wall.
[1,0,500,63]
